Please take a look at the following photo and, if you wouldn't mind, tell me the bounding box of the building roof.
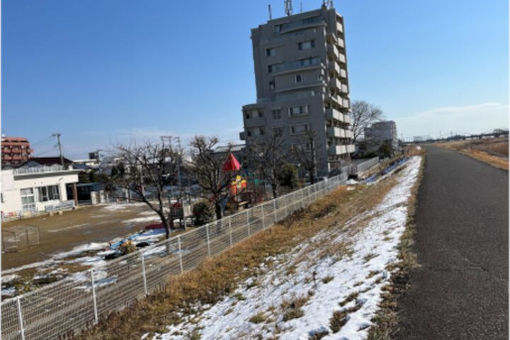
[18,157,74,167]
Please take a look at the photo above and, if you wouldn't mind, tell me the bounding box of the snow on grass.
[153,156,422,340]
[124,216,161,224]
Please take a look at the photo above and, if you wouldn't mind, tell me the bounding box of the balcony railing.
[344,114,352,124]
[329,78,342,90]
[346,144,355,153]
[336,21,344,33]
[339,53,346,64]
[13,165,65,176]
[280,15,325,33]
[328,145,347,155]
[325,108,344,122]
[328,62,340,75]
[341,84,349,94]
[273,59,323,76]
[340,68,347,79]
[257,90,320,103]
[327,127,349,138]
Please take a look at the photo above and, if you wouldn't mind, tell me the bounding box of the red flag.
[223,153,241,172]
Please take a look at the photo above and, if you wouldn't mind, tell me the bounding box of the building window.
[245,112,251,119]
[258,111,264,118]
[266,48,276,57]
[298,40,315,50]
[273,24,281,33]
[38,185,60,202]
[269,80,275,90]
[290,123,309,135]
[272,109,282,119]
[289,105,308,116]
[268,63,284,73]
[299,57,320,67]
[20,188,36,212]
[295,74,303,83]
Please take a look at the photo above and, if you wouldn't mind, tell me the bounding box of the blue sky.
[2,0,508,158]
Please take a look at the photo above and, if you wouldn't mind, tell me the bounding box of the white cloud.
[395,102,509,139]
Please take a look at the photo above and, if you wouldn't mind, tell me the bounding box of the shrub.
[193,201,214,226]
[278,163,298,189]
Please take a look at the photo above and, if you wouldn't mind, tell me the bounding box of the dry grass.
[436,138,508,170]
[366,156,425,340]
[330,302,363,333]
[77,173,405,339]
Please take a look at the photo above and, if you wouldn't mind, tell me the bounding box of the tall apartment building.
[364,121,399,152]
[241,4,354,177]
[1,136,33,167]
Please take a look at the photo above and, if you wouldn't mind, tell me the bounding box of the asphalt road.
[396,146,508,339]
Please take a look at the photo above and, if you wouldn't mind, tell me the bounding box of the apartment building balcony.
[343,114,352,124]
[280,15,326,34]
[328,145,347,155]
[274,80,325,94]
[344,130,354,139]
[328,62,340,75]
[336,21,344,34]
[341,84,349,94]
[272,60,324,76]
[327,44,339,59]
[327,127,348,138]
[342,97,350,108]
[256,89,319,103]
[329,78,342,91]
[340,68,347,79]
[325,108,344,122]
[338,53,346,64]
[346,144,355,153]
[337,38,345,49]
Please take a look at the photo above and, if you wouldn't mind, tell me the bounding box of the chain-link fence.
[1,173,347,340]
[1,226,40,253]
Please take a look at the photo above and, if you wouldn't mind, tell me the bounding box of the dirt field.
[436,137,508,170]
[2,203,160,270]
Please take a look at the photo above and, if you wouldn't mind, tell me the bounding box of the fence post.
[205,224,211,257]
[140,252,148,296]
[246,211,251,236]
[16,296,25,340]
[178,236,184,273]
[273,200,277,222]
[228,216,233,247]
[261,204,265,229]
[90,269,98,324]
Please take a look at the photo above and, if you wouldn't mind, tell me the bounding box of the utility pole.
[52,133,64,167]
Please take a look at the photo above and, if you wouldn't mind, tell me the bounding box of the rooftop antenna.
[284,0,293,16]
[328,0,334,8]
[268,4,272,20]
[300,1,303,13]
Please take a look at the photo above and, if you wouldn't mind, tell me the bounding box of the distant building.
[1,162,80,220]
[241,4,354,177]
[364,121,398,153]
[213,144,247,167]
[1,137,33,166]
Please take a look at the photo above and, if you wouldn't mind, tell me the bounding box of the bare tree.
[108,140,182,239]
[188,136,234,220]
[292,129,319,184]
[350,100,384,144]
[248,131,286,199]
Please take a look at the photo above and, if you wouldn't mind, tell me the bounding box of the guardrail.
[1,174,347,340]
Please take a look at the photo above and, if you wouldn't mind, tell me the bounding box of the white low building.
[1,165,80,219]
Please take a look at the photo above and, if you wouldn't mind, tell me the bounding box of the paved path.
[396,146,508,339]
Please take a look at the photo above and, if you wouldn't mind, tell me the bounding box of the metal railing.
[13,165,65,176]
[1,175,347,340]
[350,157,379,175]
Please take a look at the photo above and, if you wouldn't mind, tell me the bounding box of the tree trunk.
[271,183,278,199]
[215,202,222,220]
[309,171,315,185]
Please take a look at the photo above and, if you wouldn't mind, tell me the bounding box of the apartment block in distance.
[1,136,33,166]
[364,121,399,152]
[241,3,354,176]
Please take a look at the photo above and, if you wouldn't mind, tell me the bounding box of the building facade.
[1,137,33,166]
[364,120,399,152]
[241,5,354,176]
[1,165,80,219]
